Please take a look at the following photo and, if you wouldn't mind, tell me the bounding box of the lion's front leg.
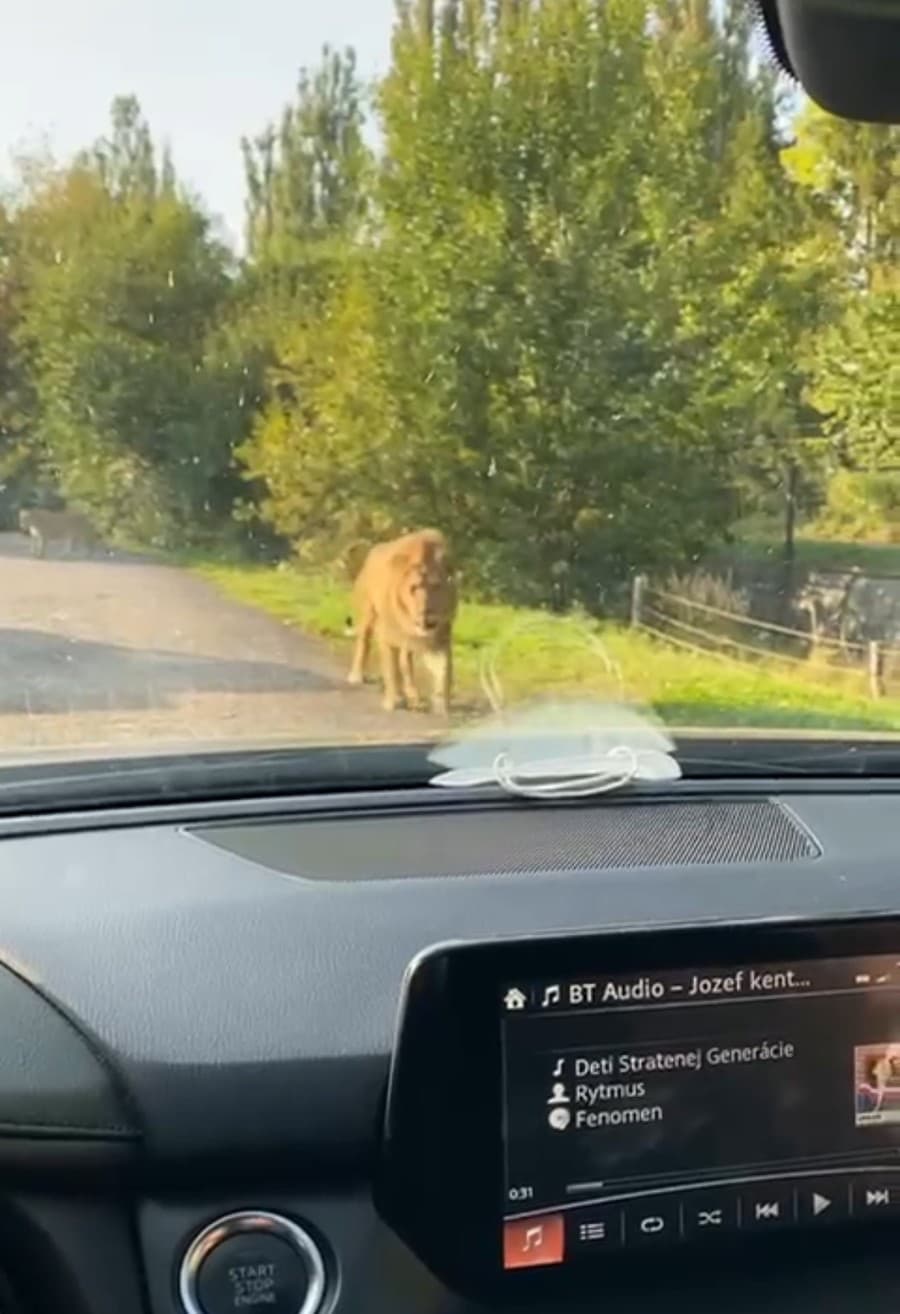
[399,649,421,709]
[347,608,373,686]
[422,645,451,717]
[377,635,402,711]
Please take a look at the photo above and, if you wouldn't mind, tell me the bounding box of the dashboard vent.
[195,799,820,881]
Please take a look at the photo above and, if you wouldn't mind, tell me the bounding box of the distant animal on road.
[18,508,99,559]
[347,528,457,714]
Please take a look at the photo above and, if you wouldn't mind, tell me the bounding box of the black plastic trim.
[0,771,893,842]
[754,0,798,79]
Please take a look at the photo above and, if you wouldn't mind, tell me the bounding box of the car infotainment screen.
[378,917,900,1299]
[500,952,900,1272]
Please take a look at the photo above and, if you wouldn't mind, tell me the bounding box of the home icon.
[504,988,527,1011]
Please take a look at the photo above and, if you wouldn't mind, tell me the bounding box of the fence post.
[795,596,818,657]
[868,640,885,699]
[631,574,646,628]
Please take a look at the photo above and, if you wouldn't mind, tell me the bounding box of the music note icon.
[503,1214,565,1269]
[523,1225,543,1252]
[541,984,561,1008]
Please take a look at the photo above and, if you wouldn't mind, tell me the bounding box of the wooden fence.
[630,575,894,700]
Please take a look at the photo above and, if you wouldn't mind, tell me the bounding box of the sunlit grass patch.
[192,560,900,735]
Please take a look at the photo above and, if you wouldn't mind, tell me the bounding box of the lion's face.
[397,561,453,638]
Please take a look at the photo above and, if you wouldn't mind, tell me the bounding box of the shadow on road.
[0,531,152,566]
[0,628,337,715]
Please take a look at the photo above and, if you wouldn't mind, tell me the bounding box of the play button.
[798,1180,849,1224]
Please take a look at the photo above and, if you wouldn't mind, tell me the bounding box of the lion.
[347,529,457,714]
[18,508,99,559]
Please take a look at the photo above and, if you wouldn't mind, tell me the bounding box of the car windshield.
[0,0,896,789]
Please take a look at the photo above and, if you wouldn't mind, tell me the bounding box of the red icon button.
[503,1214,565,1269]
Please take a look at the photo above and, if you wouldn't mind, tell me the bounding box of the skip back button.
[741,1184,796,1230]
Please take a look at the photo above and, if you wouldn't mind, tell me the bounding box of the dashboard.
[2,782,900,1314]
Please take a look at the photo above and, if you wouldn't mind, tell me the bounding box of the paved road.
[0,533,438,759]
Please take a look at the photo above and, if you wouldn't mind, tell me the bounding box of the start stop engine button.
[179,1212,326,1314]
[197,1232,307,1314]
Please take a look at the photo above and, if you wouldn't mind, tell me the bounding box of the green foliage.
[241,0,834,609]
[242,46,370,263]
[238,260,400,557]
[230,47,376,553]
[11,100,241,545]
[784,108,899,287]
[0,8,893,616]
[811,289,900,468]
[785,107,899,470]
[815,470,900,544]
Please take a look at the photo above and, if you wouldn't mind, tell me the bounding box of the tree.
[13,100,240,544]
[242,46,369,273]
[85,95,166,205]
[784,110,899,472]
[243,0,819,607]
[0,203,40,524]
[784,109,898,291]
[809,277,899,473]
[239,261,398,553]
[235,47,377,554]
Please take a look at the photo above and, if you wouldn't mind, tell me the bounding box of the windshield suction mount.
[429,617,681,800]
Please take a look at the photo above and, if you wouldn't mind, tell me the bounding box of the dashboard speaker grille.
[196,799,820,881]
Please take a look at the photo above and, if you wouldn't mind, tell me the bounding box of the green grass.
[794,538,900,575]
[192,560,900,735]
[714,534,900,577]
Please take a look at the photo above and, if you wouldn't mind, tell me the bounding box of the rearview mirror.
[759,0,900,123]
